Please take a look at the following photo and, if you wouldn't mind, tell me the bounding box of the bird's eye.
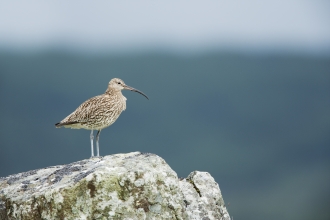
[117,82,121,84]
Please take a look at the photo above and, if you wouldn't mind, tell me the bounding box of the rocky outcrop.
[0,152,230,220]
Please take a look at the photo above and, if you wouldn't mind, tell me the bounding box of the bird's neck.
[105,88,126,101]
[105,88,120,96]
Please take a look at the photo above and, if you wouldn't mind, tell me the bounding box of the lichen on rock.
[0,152,230,220]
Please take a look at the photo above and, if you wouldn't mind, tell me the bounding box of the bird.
[55,78,148,157]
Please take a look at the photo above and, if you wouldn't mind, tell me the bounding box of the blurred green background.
[1,1,330,220]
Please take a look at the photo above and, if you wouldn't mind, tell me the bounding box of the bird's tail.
[55,121,79,128]
[55,122,62,128]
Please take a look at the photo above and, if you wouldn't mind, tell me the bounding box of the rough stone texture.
[0,152,230,220]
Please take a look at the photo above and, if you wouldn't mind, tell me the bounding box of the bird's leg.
[90,130,94,157]
[96,130,101,157]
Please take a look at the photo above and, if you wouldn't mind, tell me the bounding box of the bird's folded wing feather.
[61,95,110,124]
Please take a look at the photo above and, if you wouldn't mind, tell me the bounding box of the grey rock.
[180,172,230,220]
[0,152,230,220]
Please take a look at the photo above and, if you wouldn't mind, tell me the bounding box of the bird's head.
[109,78,126,91]
[108,78,149,99]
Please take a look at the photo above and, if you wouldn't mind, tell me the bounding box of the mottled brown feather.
[56,93,126,130]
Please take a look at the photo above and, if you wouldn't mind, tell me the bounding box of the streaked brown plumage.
[55,78,148,157]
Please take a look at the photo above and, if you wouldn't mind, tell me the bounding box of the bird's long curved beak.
[124,85,149,100]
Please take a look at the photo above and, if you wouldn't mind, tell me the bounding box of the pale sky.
[0,0,329,53]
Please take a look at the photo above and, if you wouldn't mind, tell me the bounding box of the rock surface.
[0,152,230,220]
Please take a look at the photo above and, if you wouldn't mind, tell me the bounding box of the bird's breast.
[122,95,127,111]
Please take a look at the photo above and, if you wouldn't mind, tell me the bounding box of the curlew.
[55,78,148,157]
